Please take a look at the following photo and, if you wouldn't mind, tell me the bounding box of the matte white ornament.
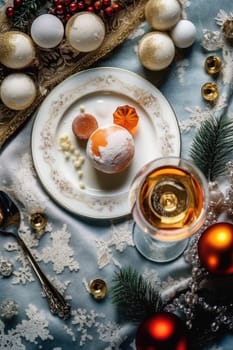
[65,12,105,52]
[31,14,64,49]
[171,20,197,48]
[0,31,36,69]
[138,31,175,71]
[0,73,37,110]
[145,0,181,31]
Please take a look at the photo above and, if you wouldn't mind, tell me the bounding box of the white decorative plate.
[31,67,181,219]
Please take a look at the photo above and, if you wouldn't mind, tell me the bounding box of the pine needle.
[189,116,233,181]
[110,267,163,323]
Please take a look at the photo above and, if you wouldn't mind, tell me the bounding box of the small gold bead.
[29,211,47,235]
[201,82,219,103]
[89,278,107,300]
[204,55,222,75]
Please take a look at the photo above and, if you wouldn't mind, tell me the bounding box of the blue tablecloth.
[0,0,233,349]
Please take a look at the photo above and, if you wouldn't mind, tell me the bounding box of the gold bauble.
[0,31,36,69]
[65,12,105,52]
[0,73,37,110]
[145,0,181,31]
[138,32,175,71]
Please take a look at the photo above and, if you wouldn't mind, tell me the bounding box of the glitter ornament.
[65,12,105,52]
[138,32,175,71]
[31,14,64,49]
[198,222,233,275]
[135,312,189,350]
[145,0,181,31]
[0,73,37,110]
[0,31,36,69]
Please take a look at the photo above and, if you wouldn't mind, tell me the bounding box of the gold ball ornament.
[138,32,175,71]
[145,0,181,31]
[65,12,105,52]
[198,222,233,275]
[0,73,37,110]
[0,31,36,69]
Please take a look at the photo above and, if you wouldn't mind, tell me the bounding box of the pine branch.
[110,267,163,323]
[189,116,233,181]
[11,0,46,29]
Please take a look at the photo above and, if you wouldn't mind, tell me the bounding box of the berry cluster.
[49,0,121,22]
[6,0,23,17]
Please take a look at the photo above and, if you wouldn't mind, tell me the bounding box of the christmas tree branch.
[111,267,163,323]
[189,116,233,181]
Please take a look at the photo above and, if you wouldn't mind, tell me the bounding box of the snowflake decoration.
[71,308,105,346]
[95,222,134,269]
[0,305,53,349]
[38,224,80,274]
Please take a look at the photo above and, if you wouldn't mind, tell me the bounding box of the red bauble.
[198,222,233,275]
[6,6,14,17]
[136,312,188,350]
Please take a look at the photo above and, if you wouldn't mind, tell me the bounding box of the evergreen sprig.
[111,267,163,323]
[189,116,233,181]
[11,0,46,29]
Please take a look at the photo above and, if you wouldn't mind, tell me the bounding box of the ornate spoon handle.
[17,235,71,320]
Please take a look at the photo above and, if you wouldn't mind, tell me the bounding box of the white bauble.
[0,73,37,110]
[65,12,105,52]
[138,32,175,71]
[170,20,196,48]
[0,31,36,69]
[31,14,64,49]
[145,0,181,31]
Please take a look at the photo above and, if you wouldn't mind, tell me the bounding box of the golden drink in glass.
[129,157,209,262]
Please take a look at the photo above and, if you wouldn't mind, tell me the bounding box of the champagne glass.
[129,157,209,263]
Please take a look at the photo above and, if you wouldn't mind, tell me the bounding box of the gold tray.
[0,0,147,149]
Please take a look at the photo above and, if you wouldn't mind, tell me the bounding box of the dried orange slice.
[113,105,139,134]
[72,113,98,140]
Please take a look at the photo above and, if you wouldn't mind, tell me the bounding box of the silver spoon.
[0,190,71,320]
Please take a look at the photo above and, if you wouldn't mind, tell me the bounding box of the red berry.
[112,2,121,12]
[14,0,23,6]
[64,0,72,4]
[102,0,111,7]
[53,0,62,4]
[104,5,113,16]
[84,0,93,5]
[6,6,14,17]
[94,0,102,11]
[69,2,78,12]
[77,1,85,10]
[65,13,72,21]
[87,5,94,12]
[56,3,65,14]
